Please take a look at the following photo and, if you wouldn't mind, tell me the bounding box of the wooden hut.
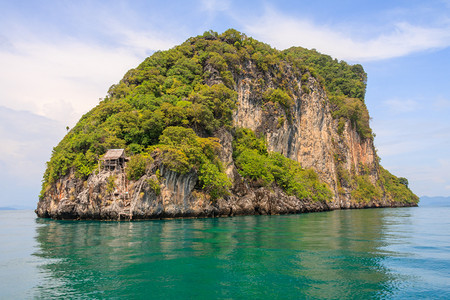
[101,149,128,172]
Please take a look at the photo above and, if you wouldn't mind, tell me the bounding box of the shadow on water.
[32,209,419,299]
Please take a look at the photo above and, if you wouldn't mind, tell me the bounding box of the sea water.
[0,203,449,299]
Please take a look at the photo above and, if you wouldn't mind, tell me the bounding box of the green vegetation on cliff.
[155,126,231,200]
[349,168,418,204]
[380,167,419,204]
[40,29,416,205]
[335,161,418,204]
[233,128,332,202]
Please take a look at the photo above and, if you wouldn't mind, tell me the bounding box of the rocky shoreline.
[35,165,417,221]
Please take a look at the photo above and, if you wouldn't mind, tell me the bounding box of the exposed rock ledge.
[35,160,416,221]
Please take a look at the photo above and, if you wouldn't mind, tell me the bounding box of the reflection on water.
[31,209,419,299]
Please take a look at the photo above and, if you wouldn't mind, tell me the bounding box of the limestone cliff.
[232,60,380,208]
[36,30,418,220]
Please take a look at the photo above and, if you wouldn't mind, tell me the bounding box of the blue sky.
[1,0,449,208]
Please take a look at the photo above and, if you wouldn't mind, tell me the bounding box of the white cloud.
[0,26,179,126]
[383,98,421,113]
[0,1,180,126]
[0,106,65,180]
[95,13,179,56]
[0,106,67,207]
[373,117,450,156]
[242,7,450,61]
[433,96,450,109]
[200,0,231,12]
[111,27,177,55]
[0,39,140,125]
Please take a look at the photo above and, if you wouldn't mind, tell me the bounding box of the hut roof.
[101,149,125,160]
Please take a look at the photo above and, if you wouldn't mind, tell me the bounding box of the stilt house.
[101,149,128,172]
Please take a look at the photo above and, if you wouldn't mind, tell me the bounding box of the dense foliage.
[351,175,383,202]
[233,128,332,202]
[342,165,418,204]
[154,126,231,200]
[380,167,419,203]
[126,154,152,181]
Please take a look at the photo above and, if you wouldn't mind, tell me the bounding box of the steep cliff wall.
[232,60,384,208]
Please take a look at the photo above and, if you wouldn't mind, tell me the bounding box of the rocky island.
[36,29,418,220]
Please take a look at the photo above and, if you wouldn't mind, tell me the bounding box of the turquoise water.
[1,205,449,299]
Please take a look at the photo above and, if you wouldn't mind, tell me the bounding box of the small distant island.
[36,29,418,220]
